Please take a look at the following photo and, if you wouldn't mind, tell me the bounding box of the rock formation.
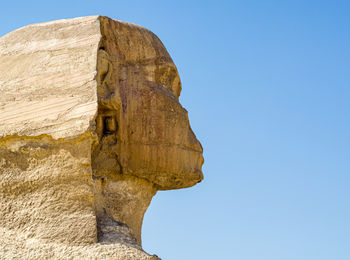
[0,16,203,259]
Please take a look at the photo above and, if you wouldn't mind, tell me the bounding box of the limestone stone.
[0,16,203,259]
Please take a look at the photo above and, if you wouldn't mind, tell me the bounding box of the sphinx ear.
[97,49,110,89]
[95,48,121,140]
[97,48,122,111]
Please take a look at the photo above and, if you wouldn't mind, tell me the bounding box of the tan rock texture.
[0,16,203,259]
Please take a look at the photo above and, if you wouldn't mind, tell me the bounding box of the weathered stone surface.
[0,16,100,138]
[0,16,203,259]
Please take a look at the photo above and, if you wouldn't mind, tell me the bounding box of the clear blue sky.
[1,1,350,259]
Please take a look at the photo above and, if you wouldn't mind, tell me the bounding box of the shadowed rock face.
[0,16,203,259]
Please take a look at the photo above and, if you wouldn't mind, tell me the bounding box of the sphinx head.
[91,17,204,244]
